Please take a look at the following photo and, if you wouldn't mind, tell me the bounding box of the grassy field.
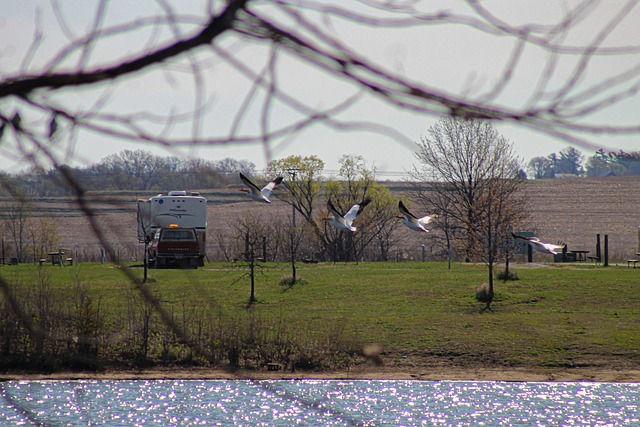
[2,260,639,376]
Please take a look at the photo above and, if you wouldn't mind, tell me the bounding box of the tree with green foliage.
[268,154,325,242]
[323,155,399,262]
[584,149,640,177]
[268,155,325,277]
[269,154,398,262]
[556,147,585,176]
[527,156,554,179]
[613,151,640,175]
[585,149,621,177]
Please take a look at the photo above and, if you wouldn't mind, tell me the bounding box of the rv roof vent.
[168,191,187,196]
[190,191,200,196]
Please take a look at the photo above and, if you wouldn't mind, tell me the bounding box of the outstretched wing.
[417,215,435,227]
[239,172,262,195]
[512,232,532,242]
[543,242,565,254]
[512,232,540,243]
[398,200,417,219]
[261,176,283,198]
[344,198,371,224]
[327,200,344,219]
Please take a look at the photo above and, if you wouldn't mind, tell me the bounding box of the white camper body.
[137,191,207,265]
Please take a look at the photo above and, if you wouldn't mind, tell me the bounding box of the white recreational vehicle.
[137,191,207,267]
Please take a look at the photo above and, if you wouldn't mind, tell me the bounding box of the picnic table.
[627,253,640,268]
[570,250,590,262]
[47,249,72,266]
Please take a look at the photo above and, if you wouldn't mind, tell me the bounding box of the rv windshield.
[161,230,195,241]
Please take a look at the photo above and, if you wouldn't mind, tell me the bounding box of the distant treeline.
[3,147,640,198]
[0,149,257,197]
[526,147,640,179]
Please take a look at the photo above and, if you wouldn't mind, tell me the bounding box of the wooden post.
[528,244,533,263]
[249,243,256,304]
[262,236,267,262]
[604,234,609,267]
[596,234,601,262]
[244,232,249,262]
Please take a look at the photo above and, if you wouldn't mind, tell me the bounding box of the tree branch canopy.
[2,0,639,173]
[0,0,248,99]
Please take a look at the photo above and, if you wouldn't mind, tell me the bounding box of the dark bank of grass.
[1,261,639,371]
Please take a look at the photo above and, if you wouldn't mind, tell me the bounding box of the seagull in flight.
[397,200,436,233]
[512,233,565,255]
[322,199,371,232]
[239,172,283,203]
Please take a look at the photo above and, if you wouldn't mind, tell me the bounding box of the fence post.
[604,235,609,267]
[263,236,267,262]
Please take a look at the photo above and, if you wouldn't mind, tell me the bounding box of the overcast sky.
[2,1,639,178]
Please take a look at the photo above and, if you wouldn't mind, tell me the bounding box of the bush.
[475,283,492,303]
[279,276,308,288]
[497,269,519,281]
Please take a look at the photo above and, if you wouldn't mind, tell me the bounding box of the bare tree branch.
[0,0,248,98]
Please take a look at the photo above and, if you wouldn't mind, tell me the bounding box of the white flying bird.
[397,200,436,233]
[512,233,565,255]
[322,199,371,232]
[239,172,283,203]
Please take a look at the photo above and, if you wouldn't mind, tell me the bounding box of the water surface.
[1,379,638,426]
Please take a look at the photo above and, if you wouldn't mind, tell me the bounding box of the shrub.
[279,276,308,288]
[476,283,492,303]
[497,269,519,281]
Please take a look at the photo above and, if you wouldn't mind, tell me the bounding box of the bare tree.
[93,149,168,190]
[410,116,527,310]
[403,192,463,269]
[28,218,61,264]
[3,196,32,263]
[214,158,256,177]
[232,212,270,306]
[469,166,528,311]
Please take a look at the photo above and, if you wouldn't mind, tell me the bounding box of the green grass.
[2,261,639,370]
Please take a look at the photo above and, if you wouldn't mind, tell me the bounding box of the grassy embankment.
[1,261,639,374]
